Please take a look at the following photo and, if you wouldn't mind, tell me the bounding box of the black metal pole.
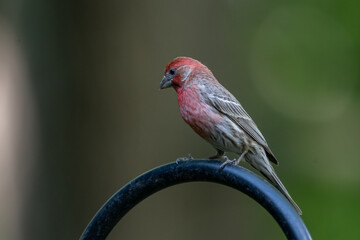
[80,160,311,240]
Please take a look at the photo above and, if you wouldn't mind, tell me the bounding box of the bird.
[159,56,302,215]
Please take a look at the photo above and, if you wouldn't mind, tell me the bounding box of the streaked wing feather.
[204,86,279,165]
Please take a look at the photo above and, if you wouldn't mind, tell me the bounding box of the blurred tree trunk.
[17,1,133,239]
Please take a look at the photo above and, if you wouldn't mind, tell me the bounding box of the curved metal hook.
[80,160,311,240]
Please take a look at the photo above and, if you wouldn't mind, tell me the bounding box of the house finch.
[159,57,302,215]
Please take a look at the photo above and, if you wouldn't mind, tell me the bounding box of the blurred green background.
[0,0,359,239]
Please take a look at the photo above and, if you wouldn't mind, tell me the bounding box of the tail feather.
[245,146,302,215]
[260,168,302,215]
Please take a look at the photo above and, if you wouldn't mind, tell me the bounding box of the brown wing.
[202,85,279,165]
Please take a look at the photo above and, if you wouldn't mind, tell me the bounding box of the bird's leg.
[209,149,224,159]
[234,148,248,165]
[219,148,248,170]
[176,153,194,164]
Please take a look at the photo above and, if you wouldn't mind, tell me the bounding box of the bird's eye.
[169,69,176,75]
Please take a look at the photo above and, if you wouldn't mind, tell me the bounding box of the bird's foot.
[176,153,193,164]
[219,156,237,170]
[220,155,236,162]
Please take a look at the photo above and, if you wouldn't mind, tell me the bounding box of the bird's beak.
[159,76,172,89]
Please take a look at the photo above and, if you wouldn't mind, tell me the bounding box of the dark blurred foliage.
[0,0,359,239]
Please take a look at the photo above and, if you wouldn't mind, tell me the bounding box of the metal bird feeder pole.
[80,160,312,240]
